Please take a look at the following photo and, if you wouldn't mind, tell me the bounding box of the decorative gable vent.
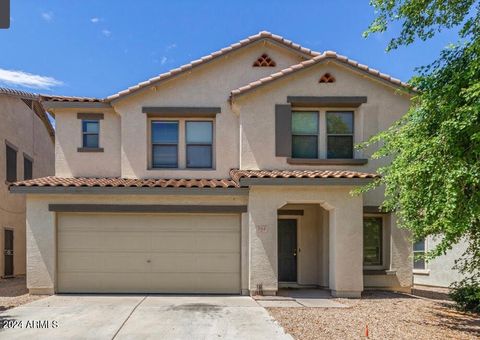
[319,73,335,83]
[253,54,276,67]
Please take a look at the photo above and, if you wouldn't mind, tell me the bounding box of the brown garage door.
[57,213,241,293]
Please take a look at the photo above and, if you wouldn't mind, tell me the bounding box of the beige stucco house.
[10,31,414,297]
[1,88,55,278]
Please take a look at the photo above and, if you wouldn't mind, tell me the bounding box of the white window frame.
[148,117,215,170]
[363,213,390,270]
[413,238,429,274]
[291,107,361,159]
[81,119,100,149]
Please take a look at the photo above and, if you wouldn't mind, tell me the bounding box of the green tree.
[360,0,480,289]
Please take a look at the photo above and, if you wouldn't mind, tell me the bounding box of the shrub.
[450,279,480,313]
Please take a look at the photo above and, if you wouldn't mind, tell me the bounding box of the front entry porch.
[247,185,364,298]
[277,204,330,289]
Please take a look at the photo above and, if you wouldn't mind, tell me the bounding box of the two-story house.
[10,32,413,297]
[1,88,55,278]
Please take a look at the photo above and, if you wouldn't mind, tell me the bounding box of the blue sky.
[0,0,461,98]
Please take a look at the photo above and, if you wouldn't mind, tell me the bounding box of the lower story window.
[413,239,426,269]
[363,216,383,266]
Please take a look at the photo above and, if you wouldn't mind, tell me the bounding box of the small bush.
[450,279,480,313]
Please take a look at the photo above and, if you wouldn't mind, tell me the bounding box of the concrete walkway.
[255,289,348,308]
[0,295,292,340]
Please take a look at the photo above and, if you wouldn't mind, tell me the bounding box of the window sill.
[77,147,104,153]
[363,269,396,276]
[287,158,368,165]
[149,167,216,171]
[413,269,430,276]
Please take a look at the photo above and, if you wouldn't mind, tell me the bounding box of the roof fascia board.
[109,37,317,104]
[239,177,374,186]
[43,101,112,109]
[231,58,413,100]
[10,186,249,195]
[48,204,248,213]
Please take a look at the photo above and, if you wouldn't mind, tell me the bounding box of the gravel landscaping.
[268,290,480,340]
[0,276,46,311]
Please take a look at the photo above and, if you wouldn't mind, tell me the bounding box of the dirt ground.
[0,276,46,311]
[268,291,480,340]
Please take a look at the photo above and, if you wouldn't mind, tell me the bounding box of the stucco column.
[328,200,364,297]
[248,192,278,295]
[26,197,56,295]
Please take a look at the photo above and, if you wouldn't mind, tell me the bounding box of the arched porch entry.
[248,186,364,298]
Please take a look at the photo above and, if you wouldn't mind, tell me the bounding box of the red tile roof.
[230,51,414,98]
[10,176,239,188]
[105,31,319,101]
[230,169,379,182]
[40,94,104,103]
[9,169,378,190]
[0,87,39,100]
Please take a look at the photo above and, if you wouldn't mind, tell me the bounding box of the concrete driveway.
[0,295,292,339]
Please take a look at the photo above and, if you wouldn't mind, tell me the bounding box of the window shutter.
[275,104,292,157]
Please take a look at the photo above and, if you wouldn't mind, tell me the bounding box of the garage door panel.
[57,213,241,294]
[150,232,239,253]
[149,253,239,273]
[58,252,151,273]
[58,231,152,251]
[149,273,240,294]
[58,273,152,293]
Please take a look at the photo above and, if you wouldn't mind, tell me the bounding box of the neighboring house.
[0,88,55,278]
[10,31,414,297]
[413,237,467,288]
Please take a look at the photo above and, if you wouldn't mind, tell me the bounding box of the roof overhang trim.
[9,186,249,196]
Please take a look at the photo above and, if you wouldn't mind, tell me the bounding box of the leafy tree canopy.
[361,1,480,281]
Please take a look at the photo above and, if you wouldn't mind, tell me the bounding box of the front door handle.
[293,249,297,257]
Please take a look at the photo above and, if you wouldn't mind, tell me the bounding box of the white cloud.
[0,68,63,90]
[161,56,168,65]
[102,29,112,37]
[41,11,54,22]
[166,43,177,51]
[90,17,100,23]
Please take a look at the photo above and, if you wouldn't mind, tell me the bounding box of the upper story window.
[326,111,354,159]
[186,121,213,168]
[292,111,319,158]
[363,216,383,266]
[413,239,426,270]
[152,121,179,168]
[5,143,17,182]
[23,155,33,180]
[82,120,100,148]
[290,110,354,159]
[151,119,214,169]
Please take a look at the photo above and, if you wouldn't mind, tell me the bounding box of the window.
[291,111,318,158]
[6,144,17,182]
[24,156,33,180]
[151,121,179,168]
[82,120,100,148]
[186,121,213,168]
[363,217,383,266]
[413,239,426,270]
[326,111,354,159]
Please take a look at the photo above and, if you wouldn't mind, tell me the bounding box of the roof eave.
[9,186,249,195]
[106,33,320,104]
[230,55,415,101]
